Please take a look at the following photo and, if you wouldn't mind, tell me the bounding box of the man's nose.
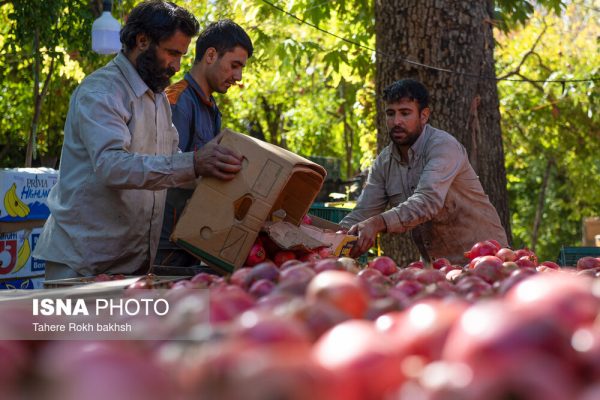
[393,114,404,126]
[233,69,242,82]
[171,57,182,72]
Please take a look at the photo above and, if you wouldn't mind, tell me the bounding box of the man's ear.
[420,107,431,124]
[136,33,150,51]
[204,47,218,64]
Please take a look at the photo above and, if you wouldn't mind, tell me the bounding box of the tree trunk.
[260,96,284,147]
[25,29,41,167]
[339,81,354,180]
[375,0,511,265]
[25,28,55,167]
[531,158,553,252]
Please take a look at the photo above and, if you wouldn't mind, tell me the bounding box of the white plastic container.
[92,4,121,55]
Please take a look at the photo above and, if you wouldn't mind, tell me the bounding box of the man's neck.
[397,145,410,164]
[124,49,139,68]
[189,63,212,98]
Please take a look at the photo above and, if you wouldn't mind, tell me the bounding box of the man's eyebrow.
[163,47,186,56]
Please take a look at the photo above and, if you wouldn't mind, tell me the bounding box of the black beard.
[135,44,175,93]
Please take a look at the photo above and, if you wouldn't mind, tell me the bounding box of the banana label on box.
[334,236,358,257]
[0,228,44,279]
[0,168,58,222]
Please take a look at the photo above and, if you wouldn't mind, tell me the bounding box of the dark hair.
[120,1,199,53]
[383,79,430,111]
[194,19,253,63]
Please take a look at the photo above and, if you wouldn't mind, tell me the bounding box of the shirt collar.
[184,72,216,108]
[113,51,151,98]
[390,124,433,164]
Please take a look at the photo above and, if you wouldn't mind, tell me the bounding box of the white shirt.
[340,124,507,264]
[33,52,197,275]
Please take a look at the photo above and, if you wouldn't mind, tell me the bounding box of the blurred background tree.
[497,2,599,260]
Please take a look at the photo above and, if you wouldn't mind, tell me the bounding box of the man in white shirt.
[341,79,507,264]
[34,1,243,279]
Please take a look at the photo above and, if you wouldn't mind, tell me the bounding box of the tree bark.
[260,96,284,147]
[531,158,553,252]
[339,81,355,180]
[375,0,511,265]
[25,28,55,167]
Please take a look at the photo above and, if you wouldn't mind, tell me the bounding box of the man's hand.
[194,132,243,180]
[348,215,386,258]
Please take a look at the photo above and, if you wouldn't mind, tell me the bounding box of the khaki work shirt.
[33,52,197,275]
[340,124,507,265]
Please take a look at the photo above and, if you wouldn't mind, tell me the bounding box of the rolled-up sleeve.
[339,155,389,228]
[77,90,196,190]
[382,138,464,233]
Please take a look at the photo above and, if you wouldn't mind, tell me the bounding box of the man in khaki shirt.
[340,79,507,265]
[34,1,243,279]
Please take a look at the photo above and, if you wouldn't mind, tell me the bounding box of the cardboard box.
[300,215,358,257]
[0,168,58,230]
[0,275,44,290]
[262,217,357,257]
[172,129,327,273]
[583,217,600,246]
[0,228,45,279]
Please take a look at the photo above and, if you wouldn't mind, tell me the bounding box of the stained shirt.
[159,73,221,251]
[32,52,197,275]
[340,124,508,264]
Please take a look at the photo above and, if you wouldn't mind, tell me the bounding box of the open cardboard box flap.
[262,215,358,257]
[262,221,326,253]
[301,215,358,257]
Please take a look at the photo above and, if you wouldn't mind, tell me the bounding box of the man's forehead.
[220,46,248,61]
[385,98,419,109]
[157,30,192,52]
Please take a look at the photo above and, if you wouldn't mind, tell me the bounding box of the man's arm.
[77,91,241,190]
[348,214,387,257]
[339,154,389,257]
[193,131,242,180]
[339,154,389,229]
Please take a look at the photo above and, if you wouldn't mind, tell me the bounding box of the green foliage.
[191,0,378,178]
[494,0,566,31]
[497,1,599,260]
[0,0,110,167]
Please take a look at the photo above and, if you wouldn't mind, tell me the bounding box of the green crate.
[557,246,600,267]
[357,253,369,266]
[309,203,353,224]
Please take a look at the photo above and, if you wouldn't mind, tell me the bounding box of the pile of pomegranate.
[2,240,600,400]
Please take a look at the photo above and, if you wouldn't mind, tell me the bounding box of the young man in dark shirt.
[157,20,253,267]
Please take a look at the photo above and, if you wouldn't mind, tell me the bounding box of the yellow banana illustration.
[13,235,31,273]
[4,183,30,218]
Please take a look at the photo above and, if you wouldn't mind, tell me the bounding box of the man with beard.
[339,79,507,265]
[34,1,243,279]
[157,20,253,267]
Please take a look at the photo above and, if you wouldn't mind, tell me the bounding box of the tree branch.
[497,24,548,80]
[0,143,10,161]
[531,158,554,252]
[40,56,56,100]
